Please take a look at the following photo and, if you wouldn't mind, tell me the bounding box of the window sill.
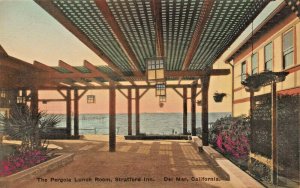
[283,64,300,73]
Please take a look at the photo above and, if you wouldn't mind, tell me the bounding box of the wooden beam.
[271,82,278,184]
[117,88,128,99]
[30,89,38,115]
[33,84,203,90]
[33,60,56,72]
[173,88,183,98]
[109,81,116,152]
[150,0,164,57]
[139,88,149,99]
[38,99,66,102]
[168,69,230,77]
[89,78,108,86]
[78,89,88,100]
[84,60,136,85]
[201,75,210,146]
[57,89,66,99]
[34,0,126,77]
[94,0,143,77]
[59,60,80,73]
[83,60,113,82]
[196,89,202,97]
[182,0,215,70]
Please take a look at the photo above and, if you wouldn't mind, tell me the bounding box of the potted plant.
[0,105,61,152]
[213,92,226,102]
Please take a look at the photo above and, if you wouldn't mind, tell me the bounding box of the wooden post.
[191,85,196,136]
[30,88,39,147]
[249,89,255,161]
[30,89,38,115]
[183,87,188,135]
[128,88,132,135]
[109,83,116,152]
[9,89,18,107]
[135,88,140,135]
[201,75,210,146]
[66,89,71,137]
[271,82,278,185]
[74,88,79,138]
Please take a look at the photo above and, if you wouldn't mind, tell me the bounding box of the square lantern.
[16,96,26,104]
[146,57,165,82]
[0,90,6,98]
[159,95,167,102]
[156,82,166,96]
[87,95,96,103]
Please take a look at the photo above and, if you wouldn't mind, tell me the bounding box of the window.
[241,61,247,81]
[87,95,95,103]
[251,53,258,75]
[264,42,273,71]
[283,30,294,69]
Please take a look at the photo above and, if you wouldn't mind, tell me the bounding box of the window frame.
[282,29,294,70]
[264,42,273,71]
[251,52,258,75]
[241,61,247,82]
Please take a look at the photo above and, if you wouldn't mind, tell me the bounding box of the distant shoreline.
[49,112,231,115]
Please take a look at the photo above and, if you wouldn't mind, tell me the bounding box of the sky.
[0,0,282,114]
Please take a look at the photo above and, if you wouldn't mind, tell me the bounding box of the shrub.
[0,149,48,177]
[209,115,250,159]
[0,105,61,152]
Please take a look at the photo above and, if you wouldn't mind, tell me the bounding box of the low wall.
[0,153,74,188]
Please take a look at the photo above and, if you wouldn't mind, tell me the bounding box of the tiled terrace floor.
[11,135,261,188]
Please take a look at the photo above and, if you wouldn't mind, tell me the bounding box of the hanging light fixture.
[146,57,165,82]
[156,82,166,96]
[16,96,26,104]
[0,90,6,98]
[159,95,166,102]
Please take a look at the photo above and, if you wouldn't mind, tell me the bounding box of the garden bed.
[0,153,74,188]
[0,144,17,161]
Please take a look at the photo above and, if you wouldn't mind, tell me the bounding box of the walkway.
[11,135,260,188]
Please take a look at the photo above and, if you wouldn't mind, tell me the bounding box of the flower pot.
[213,93,226,103]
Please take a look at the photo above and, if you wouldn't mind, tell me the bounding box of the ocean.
[55,112,230,135]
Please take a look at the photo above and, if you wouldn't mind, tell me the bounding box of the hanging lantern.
[87,95,96,104]
[159,95,166,102]
[0,90,6,98]
[16,96,26,104]
[156,82,166,96]
[146,57,165,82]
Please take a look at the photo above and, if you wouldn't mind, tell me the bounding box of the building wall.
[232,13,300,117]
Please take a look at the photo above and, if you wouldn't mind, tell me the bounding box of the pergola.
[0,0,274,152]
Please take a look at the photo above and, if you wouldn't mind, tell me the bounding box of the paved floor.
[11,135,259,188]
